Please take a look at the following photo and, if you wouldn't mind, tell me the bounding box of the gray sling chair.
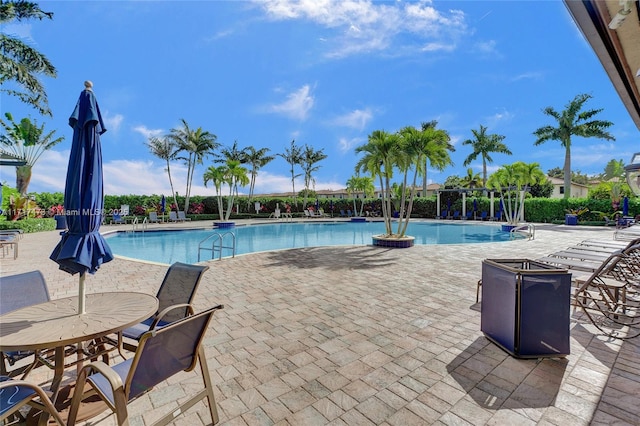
[68,305,224,426]
[117,262,209,355]
[0,376,66,426]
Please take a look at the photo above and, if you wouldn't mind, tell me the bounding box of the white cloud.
[104,113,124,133]
[333,108,373,130]
[485,109,514,128]
[338,136,365,153]
[133,125,164,139]
[267,85,315,120]
[511,72,543,82]
[256,0,468,58]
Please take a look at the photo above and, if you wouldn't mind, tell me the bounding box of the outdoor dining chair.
[0,376,66,426]
[68,305,224,426]
[118,262,209,354]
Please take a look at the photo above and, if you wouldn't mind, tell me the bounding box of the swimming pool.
[105,221,519,264]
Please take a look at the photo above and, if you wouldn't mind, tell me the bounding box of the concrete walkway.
[1,220,639,425]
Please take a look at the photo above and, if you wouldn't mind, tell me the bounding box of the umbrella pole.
[78,273,86,314]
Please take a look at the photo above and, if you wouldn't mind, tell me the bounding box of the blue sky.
[1,0,637,197]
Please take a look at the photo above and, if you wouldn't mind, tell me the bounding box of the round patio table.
[0,292,158,417]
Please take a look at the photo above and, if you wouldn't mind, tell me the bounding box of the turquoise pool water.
[105,221,518,264]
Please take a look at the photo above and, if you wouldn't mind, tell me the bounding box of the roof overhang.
[564,0,640,129]
[0,152,27,166]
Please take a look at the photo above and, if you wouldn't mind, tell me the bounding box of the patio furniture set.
[0,262,224,426]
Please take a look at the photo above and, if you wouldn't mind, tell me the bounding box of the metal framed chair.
[119,262,209,353]
[0,376,66,426]
[68,305,224,426]
[1,271,50,378]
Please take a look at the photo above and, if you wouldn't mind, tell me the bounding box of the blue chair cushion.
[0,376,35,417]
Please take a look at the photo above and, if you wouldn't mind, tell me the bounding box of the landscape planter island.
[371,235,415,248]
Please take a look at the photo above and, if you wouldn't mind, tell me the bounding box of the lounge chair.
[119,262,209,353]
[573,244,640,339]
[111,212,126,225]
[177,211,191,221]
[168,211,178,222]
[0,233,18,259]
[269,208,281,219]
[452,210,460,220]
[479,211,488,221]
[0,377,66,426]
[465,211,473,220]
[148,211,160,223]
[68,305,224,426]
[346,209,353,217]
[340,209,347,217]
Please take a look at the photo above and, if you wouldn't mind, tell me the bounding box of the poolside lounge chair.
[119,262,209,353]
[111,212,126,225]
[177,211,191,221]
[168,211,178,222]
[0,233,18,259]
[68,305,224,426]
[269,208,281,219]
[479,211,488,221]
[573,244,640,339]
[452,210,460,220]
[0,377,67,426]
[340,209,347,217]
[148,211,160,223]
[346,209,353,217]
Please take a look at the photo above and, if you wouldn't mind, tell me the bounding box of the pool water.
[105,221,519,265]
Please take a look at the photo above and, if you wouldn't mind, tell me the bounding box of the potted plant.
[564,207,589,226]
[486,161,546,232]
[355,124,452,248]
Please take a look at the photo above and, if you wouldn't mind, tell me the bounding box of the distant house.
[547,176,590,198]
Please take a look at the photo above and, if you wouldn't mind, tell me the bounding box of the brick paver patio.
[1,220,638,425]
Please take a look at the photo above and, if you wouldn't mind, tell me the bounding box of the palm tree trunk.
[564,143,571,199]
[166,159,178,211]
[16,165,32,195]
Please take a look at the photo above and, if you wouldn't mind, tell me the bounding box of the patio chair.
[452,210,460,220]
[68,305,224,426]
[1,271,50,378]
[0,376,66,426]
[168,211,178,222]
[573,245,640,339]
[148,211,160,223]
[0,233,18,259]
[112,212,126,225]
[479,211,488,221]
[177,211,191,221]
[119,262,209,353]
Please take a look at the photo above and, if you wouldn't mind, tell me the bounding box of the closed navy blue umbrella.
[161,195,166,213]
[50,81,113,313]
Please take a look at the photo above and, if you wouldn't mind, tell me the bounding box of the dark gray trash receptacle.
[480,258,572,358]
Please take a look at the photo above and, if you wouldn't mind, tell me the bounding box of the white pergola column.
[437,191,441,218]
[490,192,495,218]
[461,192,466,218]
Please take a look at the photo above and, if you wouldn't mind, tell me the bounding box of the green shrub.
[0,218,56,233]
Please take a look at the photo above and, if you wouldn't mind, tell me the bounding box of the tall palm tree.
[203,165,227,220]
[0,112,63,194]
[300,144,327,208]
[221,159,249,220]
[602,159,626,181]
[397,124,452,236]
[421,120,455,195]
[462,125,511,188]
[244,146,274,202]
[533,93,614,198]
[277,139,302,206]
[346,174,375,216]
[217,140,247,164]
[169,118,218,212]
[145,135,179,210]
[0,1,56,116]
[355,130,398,236]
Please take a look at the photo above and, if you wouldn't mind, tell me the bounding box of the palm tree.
[277,139,302,206]
[203,165,227,220]
[345,174,374,216]
[0,113,63,194]
[533,93,614,198]
[169,118,218,212]
[300,144,327,208]
[217,140,247,164]
[460,168,482,189]
[221,159,249,220]
[421,120,455,195]
[244,146,274,202]
[397,124,452,236]
[602,158,626,181]
[145,135,179,210]
[0,1,57,116]
[462,125,511,188]
[486,161,546,224]
[355,130,398,236]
